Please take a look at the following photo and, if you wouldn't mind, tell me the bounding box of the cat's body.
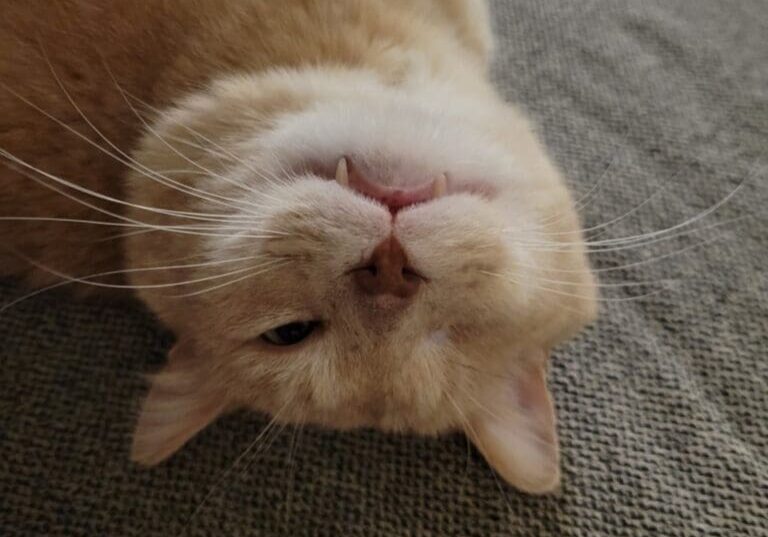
[0,0,596,494]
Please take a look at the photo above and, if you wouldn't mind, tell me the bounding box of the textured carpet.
[1,1,766,535]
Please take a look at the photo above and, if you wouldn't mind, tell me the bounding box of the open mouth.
[334,157,446,215]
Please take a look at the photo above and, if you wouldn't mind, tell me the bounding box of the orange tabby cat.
[0,0,596,494]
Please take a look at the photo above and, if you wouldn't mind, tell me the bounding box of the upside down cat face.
[126,75,596,494]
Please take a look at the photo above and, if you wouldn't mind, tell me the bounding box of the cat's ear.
[131,340,227,466]
[467,351,560,494]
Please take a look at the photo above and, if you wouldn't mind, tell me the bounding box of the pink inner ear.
[131,375,225,466]
[468,354,561,494]
[131,343,226,466]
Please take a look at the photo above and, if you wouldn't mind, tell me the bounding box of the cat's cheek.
[395,194,507,278]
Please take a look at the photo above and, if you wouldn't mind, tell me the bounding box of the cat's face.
[127,73,596,494]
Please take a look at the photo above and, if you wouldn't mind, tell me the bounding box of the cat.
[0,0,596,494]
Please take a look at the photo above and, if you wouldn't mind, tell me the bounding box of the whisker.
[443,387,516,516]
[0,279,77,315]
[10,250,281,291]
[591,234,730,272]
[117,88,250,168]
[152,169,212,176]
[512,215,750,254]
[0,155,285,239]
[447,358,517,385]
[238,417,292,482]
[584,180,746,246]
[93,221,290,243]
[175,403,291,537]
[481,270,672,303]
[282,421,304,524]
[171,260,288,298]
[0,85,251,223]
[0,216,279,235]
[586,188,666,241]
[572,156,619,214]
[101,61,280,212]
[524,156,618,232]
[38,45,267,217]
[528,180,672,239]
[181,410,294,536]
[0,146,236,224]
[539,276,683,289]
[513,233,728,275]
[106,70,293,194]
[0,255,266,313]
[0,216,139,228]
[516,163,760,257]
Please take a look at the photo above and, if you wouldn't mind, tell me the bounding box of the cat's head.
[126,70,596,494]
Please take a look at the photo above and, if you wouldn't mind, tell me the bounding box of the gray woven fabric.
[1,1,766,535]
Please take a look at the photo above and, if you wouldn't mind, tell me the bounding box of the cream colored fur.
[0,0,595,494]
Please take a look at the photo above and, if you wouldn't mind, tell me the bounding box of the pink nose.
[336,158,446,214]
[353,236,422,298]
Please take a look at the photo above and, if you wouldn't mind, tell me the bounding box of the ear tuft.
[468,351,561,494]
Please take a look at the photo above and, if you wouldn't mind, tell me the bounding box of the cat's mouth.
[334,157,446,215]
[300,156,448,214]
[299,156,499,214]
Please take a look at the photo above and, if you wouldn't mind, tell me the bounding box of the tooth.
[336,157,349,187]
[433,173,447,198]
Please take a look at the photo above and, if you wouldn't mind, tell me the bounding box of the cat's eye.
[261,321,320,346]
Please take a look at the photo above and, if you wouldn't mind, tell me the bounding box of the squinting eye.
[261,321,320,346]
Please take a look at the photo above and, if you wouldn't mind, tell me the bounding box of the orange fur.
[0,0,490,287]
[0,1,595,494]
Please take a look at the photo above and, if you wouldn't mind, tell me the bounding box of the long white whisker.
[0,155,283,239]
[584,181,746,246]
[37,47,265,217]
[0,255,265,314]
[171,260,288,297]
[159,128,294,207]
[282,421,304,524]
[112,77,292,194]
[514,234,727,275]
[0,84,252,223]
[101,62,279,211]
[572,156,618,214]
[529,181,671,239]
[0,216,140,228]
[0,216,279,234]
[539,276,683,289]
[482,270,671,303]
[0,279,77,315]
[443,387,516,515]
[524,156,617,232]
[512,215,750,254]
[0,145,233,224]
[175,402,292,537]
[13,251,279,292]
